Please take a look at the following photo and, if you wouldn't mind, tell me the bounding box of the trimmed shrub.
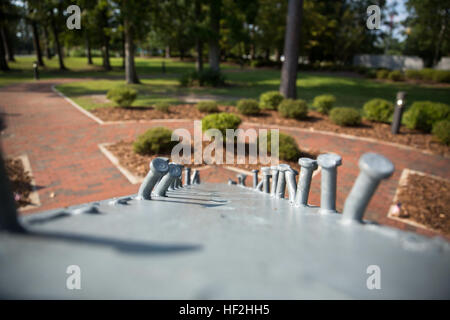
[329,107,361,126]
[312,94,336,114]
[388,70,404,81]
[403,101,450,132]
[405,70,422,80]
[278,99,308,120]
[201,112,242,136]
[154,102,170,113]
[106,87,137,107]
[363,98,394,123]
[376,69,389,79]
[236,99,260,115]
[260,131,302,162]
[196,101,219,113]
[260,91,284,110]
[420,68,435,81]
[432,120,450,145]
[133,127,177,156]
[178,69,225,87]
[432,70,450,83]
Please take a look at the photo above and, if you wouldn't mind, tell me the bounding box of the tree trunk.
[124,18,139,84]
[1,27,15,62]
[50,13,66,70]
[433,10,447,67]
[0,28,9,71]
[195,0,203,72]
[208,0,221,72]
[279,0,303,99]
[85,31,93,65]
[31,21,44,67]
[43,26,52,59]
[165,46,170,58]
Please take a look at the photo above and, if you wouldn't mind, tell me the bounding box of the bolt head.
[168,163,182,177]
[150,158,169,173]
[358,152,394,179]
[317,153,342,169]
[298,157,318,170]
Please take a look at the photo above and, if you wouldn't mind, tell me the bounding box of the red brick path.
[1,80,449,238]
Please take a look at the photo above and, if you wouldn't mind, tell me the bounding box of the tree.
[404,0,450,67]
[208,0,221,71]
[279,0,303,99]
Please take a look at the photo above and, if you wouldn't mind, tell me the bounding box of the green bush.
[196,101,219,113]
[260,131,301,162]
[236,99,260,115]
[366,69,377,79]
[278,99,308,120]
[388,70,404,81]
[259,91,284,110]
[376,69,389,79]
[420,68,435,81]
[133,127,177,156]
[329,107,361,126]
[405,70,422,80]
[154,102,170,113]
[106,87,137,107]
[312,94,336,114]
[432,120,450,145]
[178,69,226,87]
[432,70,450,83]
[403,101,450,132]
[363,98,394,123]
[201,113,242,137]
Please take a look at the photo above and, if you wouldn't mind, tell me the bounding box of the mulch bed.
[5,158,33,208]
[106,140,318,178]
[91,105,450,157]
[394,173,450,236]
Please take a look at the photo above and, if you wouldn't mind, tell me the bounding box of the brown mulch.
[395,173,450,236]
[92,105,450,157]
[5,158,33,208]
[106,140,318,178]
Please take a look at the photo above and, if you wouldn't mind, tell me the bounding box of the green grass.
[2,56,449,111]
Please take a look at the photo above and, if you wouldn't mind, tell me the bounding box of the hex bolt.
[237,173,247,186]
[342,153,394,223]
[270,166,279,197]
[252,169,259,189]
[137,158,169,200]
[153,163,182,197]
[317,153,342,214]
[285,168,298,203]
[261,167,271,194]
[256,179,264,191]
[294,158,318,207]
[275,164,291,198]
[191,169,200,184]
[184,167,191,186]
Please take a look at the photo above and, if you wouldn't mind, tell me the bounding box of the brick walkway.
[1,80,449,238]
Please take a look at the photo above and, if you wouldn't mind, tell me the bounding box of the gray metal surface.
[0,181,449,299]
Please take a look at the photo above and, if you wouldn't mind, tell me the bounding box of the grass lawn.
[2,56,449,110]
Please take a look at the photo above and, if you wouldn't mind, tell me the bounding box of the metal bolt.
[256,180,263,191]
[261,167,271,194]
[184,167,191,186]
[317,153,342,214]
[251,169,259,189]
[285,168,298,203]
[295,158,318,207]
[191,169,200,184]
[153,163,182,197]
[137,158,169,200]
[237,174,247,186]
[270,166,279,197]
[342,153,394,223]
[275,164,290,198]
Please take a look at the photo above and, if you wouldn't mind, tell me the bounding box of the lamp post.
[33,62,39,80]
[391,91,406,134]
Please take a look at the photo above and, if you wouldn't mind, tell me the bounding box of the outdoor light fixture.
[391,91,406,134]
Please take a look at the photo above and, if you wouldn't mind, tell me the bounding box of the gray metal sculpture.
[0,152,449,299]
